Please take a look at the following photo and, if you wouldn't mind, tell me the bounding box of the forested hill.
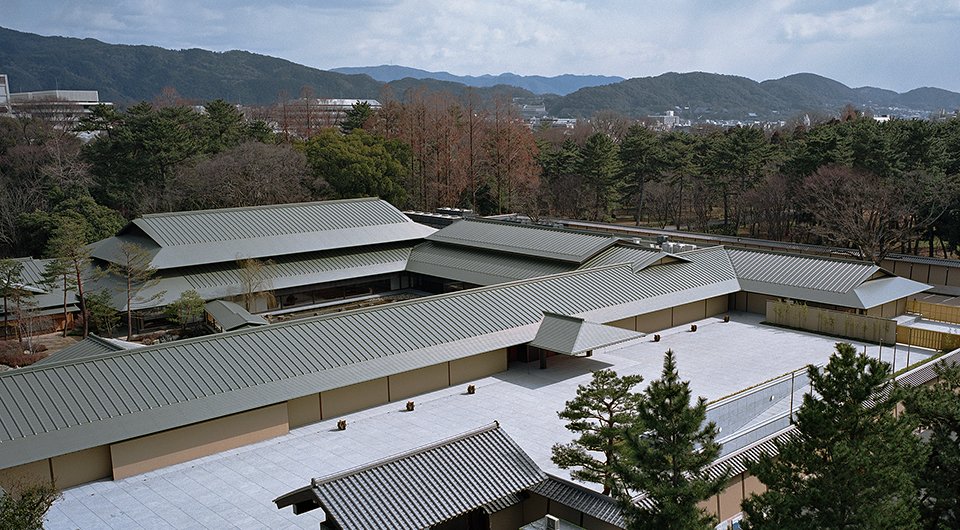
[331,65,624,95]
[547,72,960,119]
[4,26,959,117]
[0,26,387,105]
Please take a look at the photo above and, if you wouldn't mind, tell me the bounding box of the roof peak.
[138,197,383,219]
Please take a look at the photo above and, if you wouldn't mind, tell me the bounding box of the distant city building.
[874,114,893,123]
[251,98,381,138]
[648,110,687,130]
[0,74,10,114]
[0,73,111,126]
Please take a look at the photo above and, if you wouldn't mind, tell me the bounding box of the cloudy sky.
[6,0,960,92]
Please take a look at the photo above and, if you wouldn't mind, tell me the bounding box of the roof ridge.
[310,422,502,487]
[138,197,382,219]
[463,217,620,239]
[0,260,641,376]
[726,245,879,268]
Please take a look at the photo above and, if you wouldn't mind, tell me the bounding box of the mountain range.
[2,26,959,120]
[330,65,623,95]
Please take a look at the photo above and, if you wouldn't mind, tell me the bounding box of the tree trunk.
[61,274,68,338]
[74,261,88,338]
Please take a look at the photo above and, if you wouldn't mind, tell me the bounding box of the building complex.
[0,199,952,530]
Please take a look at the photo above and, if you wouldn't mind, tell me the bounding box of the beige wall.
[706,295,729,317]
[52,446,111,489]
[607,316,636,331]
[320,378,389,419]
[288,394,321,429]
[717,476,744,522]
[110,404,289,480]
[388,363,450,402]
[672,300,707,326]
[0,459,52,492]
[747,292,778,315]
[449,349,507,385]
[911,264,930,283]
[636,308,672,333]
[928,266,948,286]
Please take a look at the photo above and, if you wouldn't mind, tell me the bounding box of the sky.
[5,0,960,92]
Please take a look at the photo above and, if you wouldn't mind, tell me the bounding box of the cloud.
[3,0,959,92]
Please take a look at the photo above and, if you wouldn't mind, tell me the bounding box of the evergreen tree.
[901,362,960,529]
[614,349,726,530]
[340,101,373,134]
[742,343,927,530]
[619,125,665,225]
[551,369,644,495]
[46,219,96,338]
[0,259,24,341]
[578,132,621,221]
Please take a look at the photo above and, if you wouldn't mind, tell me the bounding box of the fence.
[905,299,960,325]
[895,325,960,352]
[766,300,897,344]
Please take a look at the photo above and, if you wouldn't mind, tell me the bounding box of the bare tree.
[237,258,275,312]
[803,166,954,262]
[107,242,165,340]
[172,142,313,210]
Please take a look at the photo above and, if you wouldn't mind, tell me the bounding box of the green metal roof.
[726,247,929,309]
[529,313,643,355]
[92,198,434,270]
[426,219,618,263]
[205,300,268,332]
[406,242,575,286]
[90,245,412,310]
[0,247,739,469]
[31,335,138,366]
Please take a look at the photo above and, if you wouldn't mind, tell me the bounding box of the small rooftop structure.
[32,335,140,366]
[529,312,643,356]
[204,300,268,332]
[426,218,618,264]
[275,422,545,529]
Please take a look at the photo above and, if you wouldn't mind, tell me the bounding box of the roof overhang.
[529,312,644,355]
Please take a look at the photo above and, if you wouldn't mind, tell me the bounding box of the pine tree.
[615,350,726,530]
[901,362,960,529]
[742,343,927,530]
[616,350,727,529]
[106,241,164,340]
[551,369,643,495]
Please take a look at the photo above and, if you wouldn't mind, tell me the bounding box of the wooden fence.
[895,325,960,352]
[905,299,960,325]
[766,300,897,344]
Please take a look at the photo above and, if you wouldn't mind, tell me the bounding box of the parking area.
[46,312,928,529]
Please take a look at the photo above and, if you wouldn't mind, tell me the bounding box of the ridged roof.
[406,241,575,286]
[529,313,643,355]
[0,247,738,469]
[532,475,624,526]
[31,335,131,366]
[426,219,618,263]
[91,245,412,310]
[204,300,267,332]
[727,247,929,309]
[91,198,434,269]
[275,423,544,530]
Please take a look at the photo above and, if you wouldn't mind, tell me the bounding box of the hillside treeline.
[1,97,959,263]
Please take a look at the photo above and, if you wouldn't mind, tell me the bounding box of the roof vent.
[546,515,560,530]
